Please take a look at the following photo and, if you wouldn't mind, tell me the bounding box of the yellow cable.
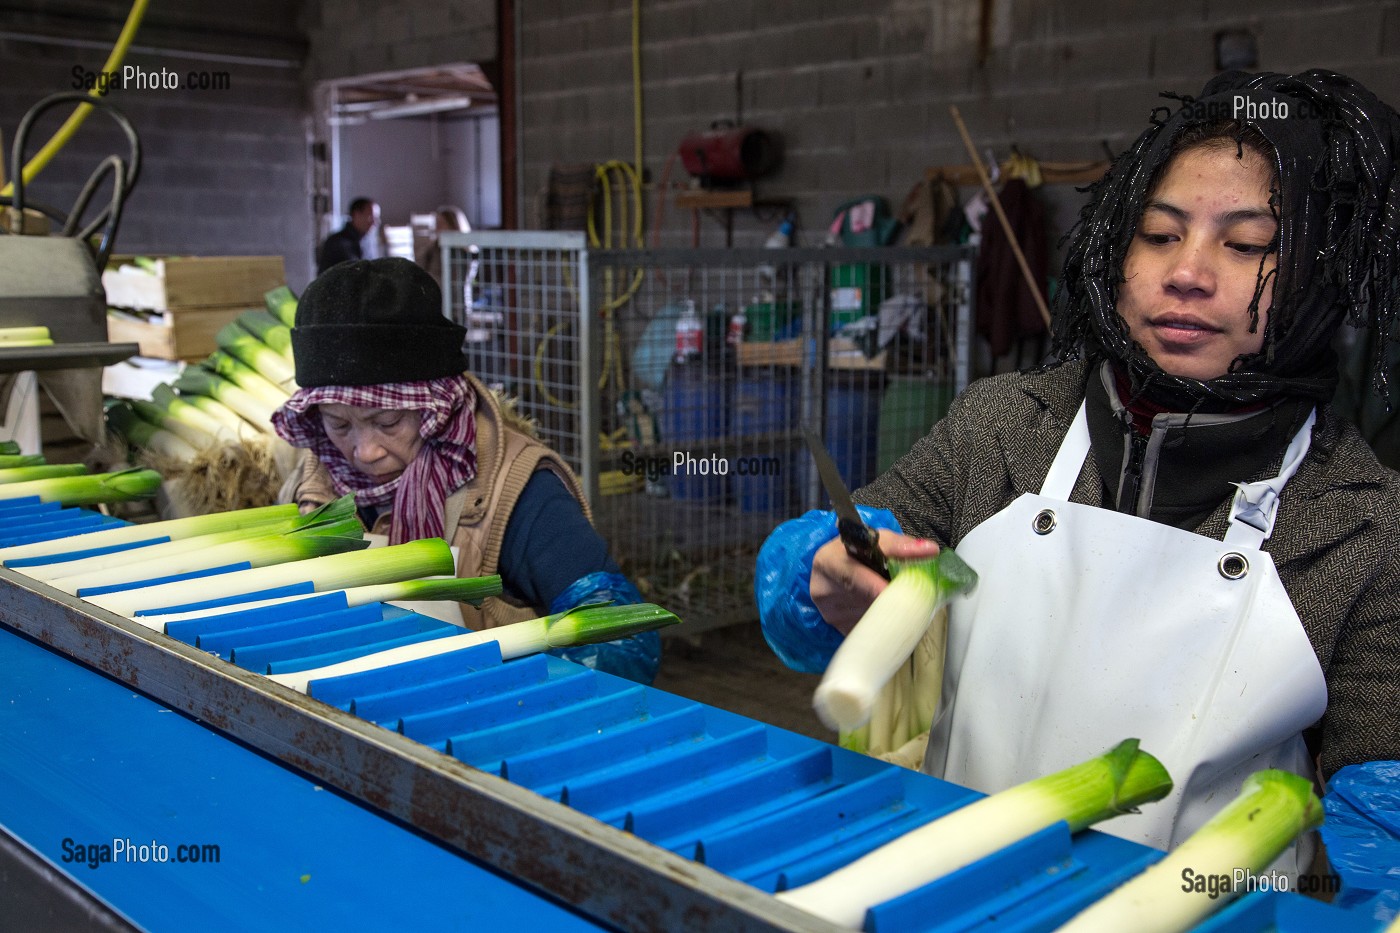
[1,0,150,197]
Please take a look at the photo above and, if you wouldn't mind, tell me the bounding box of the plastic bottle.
[764,217,794,250]
[758,217,795,299]
[673,299,702,363]
[727,307,747,348]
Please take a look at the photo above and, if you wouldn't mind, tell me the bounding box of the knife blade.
[803,427,890,580]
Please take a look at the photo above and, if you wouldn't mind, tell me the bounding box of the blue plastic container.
[816,375,882,493]
[733,373,797,513]
[660,363,729,502]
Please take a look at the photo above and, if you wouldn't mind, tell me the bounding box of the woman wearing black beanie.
[759,69,1400,863]
[272,257,659,684]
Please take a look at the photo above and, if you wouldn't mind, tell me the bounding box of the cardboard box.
[106,307,253,361]
[102,255,285,311]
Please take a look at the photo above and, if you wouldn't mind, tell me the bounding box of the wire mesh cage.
[441,232,975,635]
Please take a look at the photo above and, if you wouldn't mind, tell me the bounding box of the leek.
[1056,770,1323,933]
[173,367,276,433]
[130,399,219,449]
[131,575,504,631]
[0,454,45,468]
[85,537,455,617]
[180,392,263,439]
[814,550,977,734]
[270,602,680,692]
[777,739,1173,929]
[0,326,51,342]
[0,468,161,506]
[236,310,294,359]
[107,402,198,460]
[0,501,298,563]
[0,464,87,484]
[205,352,291,408]
[150,384,241,444]
[65,530,367,596]
[215,321,297,387]
[265,285,298,328]
[32,498,358,588]
[0,441,20,455]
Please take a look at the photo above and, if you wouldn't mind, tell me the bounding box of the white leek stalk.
[85,537,455,617]
[180,392,263,439]
[777,739,1173,929]
[0,326,51,342]
[270,602,680,692]
[0,468,161,506]
[1056,770,1323,933]
[131,575,504,631]
[131,399,218,449]
[0,502,299,563]
[814,550,976,733]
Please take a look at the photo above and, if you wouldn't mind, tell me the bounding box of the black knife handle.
[837,516,890,580]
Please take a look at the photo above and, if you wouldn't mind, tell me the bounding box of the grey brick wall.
[0,2,313,289]
[511,0,1400,247]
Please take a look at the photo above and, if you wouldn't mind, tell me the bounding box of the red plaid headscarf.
[273,376,477,545]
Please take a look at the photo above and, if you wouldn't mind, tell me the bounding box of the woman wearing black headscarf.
[758,70,1400,862]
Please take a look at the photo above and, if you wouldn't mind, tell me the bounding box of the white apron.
[924,402,1327,864]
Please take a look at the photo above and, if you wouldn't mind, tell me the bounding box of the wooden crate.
[106,307,254,362]
[102,255,285,311]
[736,337,886,371]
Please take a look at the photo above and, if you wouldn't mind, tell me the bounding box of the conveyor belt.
[0,503,1380,932]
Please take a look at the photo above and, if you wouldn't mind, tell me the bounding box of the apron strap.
[1040,402,1091,500]
[1224,407,1316,548]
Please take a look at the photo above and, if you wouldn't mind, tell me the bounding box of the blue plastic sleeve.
[545,570,661,686]
[754,506,903,674]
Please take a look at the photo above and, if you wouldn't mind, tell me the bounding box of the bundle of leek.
[777,739,1173,929]
[85,537,456,617]
[107,401,200,461]
[1056,770,1323,933]
[0,468,161,506]
[172,366,278,434]
[150,384,245,444]
[813,549,977,735]
[204,351,292,409]
[270,602,681,691]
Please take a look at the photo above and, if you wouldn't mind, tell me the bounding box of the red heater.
[677,124,782,186]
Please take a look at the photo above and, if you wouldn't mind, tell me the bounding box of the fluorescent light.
[366,96,473,120]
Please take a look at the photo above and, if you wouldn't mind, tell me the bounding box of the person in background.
[416,205,471,287]
[317,197,379,274]
[758,69,1400,867]
[273,257,660,683]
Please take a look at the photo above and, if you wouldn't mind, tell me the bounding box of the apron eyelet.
[1032,509,1057,535]
[1218,552,1249,580]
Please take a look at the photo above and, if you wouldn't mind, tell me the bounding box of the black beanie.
[291,257,469,387]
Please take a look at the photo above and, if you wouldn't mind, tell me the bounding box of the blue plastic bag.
[754,506,902,674]
[1321,760,1400,924]
[546,570,661,685]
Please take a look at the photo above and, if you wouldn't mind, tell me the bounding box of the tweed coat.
[855,360,1400,778]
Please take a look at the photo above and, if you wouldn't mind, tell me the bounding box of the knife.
[803,427,890,580]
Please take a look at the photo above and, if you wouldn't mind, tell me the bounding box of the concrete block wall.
[0,1,314,289]
[303,0,495,81]
[514,0,1400,247]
